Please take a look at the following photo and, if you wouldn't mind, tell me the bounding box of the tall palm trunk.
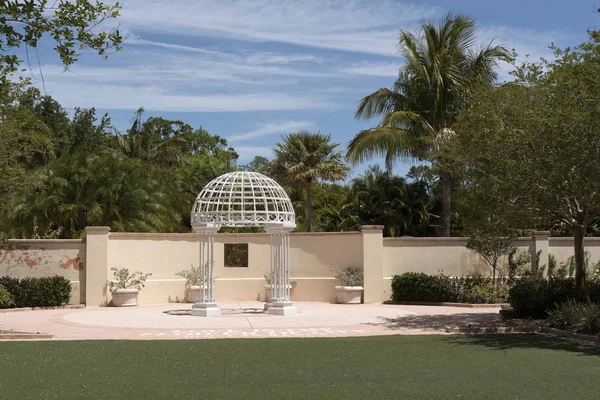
[440,170,452,237]
[574,226,586,293]
[306,181,313,232]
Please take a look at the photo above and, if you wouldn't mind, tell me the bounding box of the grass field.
[1,334,599,399]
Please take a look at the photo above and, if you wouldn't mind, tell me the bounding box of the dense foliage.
[0,276,71,308]
[454,31,600,291]
[347,13,508,236]
[0,85,238,238]
[0,284,12,307]
[269,131,349,232]
[390,272,496,304]
[546,300,600,335]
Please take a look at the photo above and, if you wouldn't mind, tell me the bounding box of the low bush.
[546,299,600,335]
[0,284,13,307]
[0,276,71,308]
[508,277,600,319]
[332,268,364,287]
[390,272,495,304]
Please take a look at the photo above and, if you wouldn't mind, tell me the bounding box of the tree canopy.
[347,12,508,237]
[453,31,600,290]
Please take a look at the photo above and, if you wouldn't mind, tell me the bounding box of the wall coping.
[531,230,551,235]
[383,236,533,242]
[360,225,384,231]
[1,239,84,245]
[108,231,361,239]
[549,237,600,242]
[85,226,111,233]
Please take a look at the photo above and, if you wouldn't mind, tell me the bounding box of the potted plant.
[264,272,296,302]
[176,264,208,303]
[108,267,152,307]
[332,267,364,304]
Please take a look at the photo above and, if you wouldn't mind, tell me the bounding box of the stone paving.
[0,301,502,340]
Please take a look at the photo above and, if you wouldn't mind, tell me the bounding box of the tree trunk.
[440,170,452,237]
[573,227,586,293]
[306,183,313,232]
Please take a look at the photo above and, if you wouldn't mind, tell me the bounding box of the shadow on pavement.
[365,313,499,331]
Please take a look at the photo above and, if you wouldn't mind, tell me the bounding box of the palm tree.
[114,108,187,168]
[346,13,508,236]
[270,131,350,232]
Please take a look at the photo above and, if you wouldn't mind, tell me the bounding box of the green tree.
[240,156,271,175]
[0,0,122,74]
[454,31,600,292]
[346,13,508,237]
[342,166,437,236]
[270,131,349,232]
[4,152,182,238]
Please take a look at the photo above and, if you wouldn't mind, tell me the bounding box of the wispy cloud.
[42,81,329,112]
[118,0,442,56]
[228,120,314,142]
[234,146,274,163]
[341,61,399,77]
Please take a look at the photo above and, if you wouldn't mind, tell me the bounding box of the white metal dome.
[191,171,296,228]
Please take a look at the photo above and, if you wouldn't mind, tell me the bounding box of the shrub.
[0,284,13,307]
[454,276,495,304]
[108,267,152,291]
[0,276,71,308]
[176,264,207,287]
[332,268,364,287]
[546,299,600,335]
[390,272,495,303]
[391,272,453,302]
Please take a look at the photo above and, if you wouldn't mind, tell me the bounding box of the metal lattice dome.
[191,171,296,228]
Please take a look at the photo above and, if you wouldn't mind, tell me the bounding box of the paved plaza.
[0,302,502,340]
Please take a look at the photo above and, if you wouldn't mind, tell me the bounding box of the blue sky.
[26,0,599,178]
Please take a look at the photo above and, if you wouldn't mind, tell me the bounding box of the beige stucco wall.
[381,237,535,301]
[549,238,600,265]
[106,232,363,305]
[8,229,598,306]
[0,240,85,304]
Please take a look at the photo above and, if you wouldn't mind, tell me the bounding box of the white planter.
[186,285,211,303]
[335,286,363,304]
[111,288,139,307]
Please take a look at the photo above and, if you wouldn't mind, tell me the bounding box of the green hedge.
[508,277,600,319]
[0,276,71,308]
[0,284,12,307]
[390,272,495,304]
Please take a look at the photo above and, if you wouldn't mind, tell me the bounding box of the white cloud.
[341,61,399,77]
[118,0,442,56]
[42,81,329,112]
[234,146,274,163]
[228,120,314,142]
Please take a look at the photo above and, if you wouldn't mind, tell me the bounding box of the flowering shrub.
[176,264,209,287]
[332,268,364,287]
[108,268,151,291]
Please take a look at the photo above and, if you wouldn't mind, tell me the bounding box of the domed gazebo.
[190,171,297,316]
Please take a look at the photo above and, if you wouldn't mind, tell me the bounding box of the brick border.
[445,326,540,334]
[0,304,85,313]
[0,332,54,340]
[384,301,505,308]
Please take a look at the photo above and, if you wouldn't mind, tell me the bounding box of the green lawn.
[1,334,599,399]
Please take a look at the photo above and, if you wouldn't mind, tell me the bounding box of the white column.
[191,224,220,316]
[266,225,297,316]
